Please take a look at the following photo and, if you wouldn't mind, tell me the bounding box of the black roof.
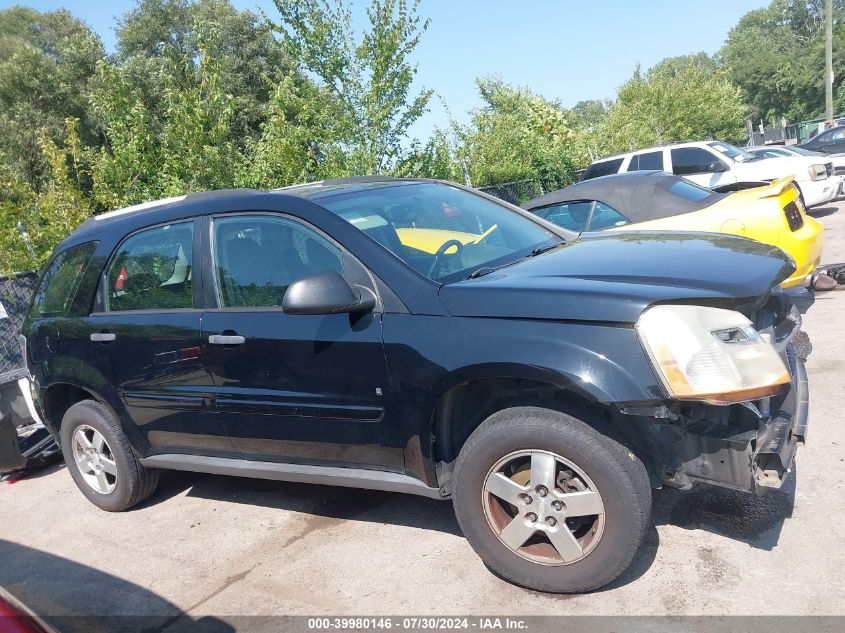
[278,175,429,201]
[71,177,433,241]
[522,171,726,223]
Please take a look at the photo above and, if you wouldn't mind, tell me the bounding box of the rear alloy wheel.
[482,449,605,565]
[60,399,159,511]
[453,406,651,593]
[71,424,118,494]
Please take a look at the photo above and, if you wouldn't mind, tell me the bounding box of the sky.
[2,0,769,140]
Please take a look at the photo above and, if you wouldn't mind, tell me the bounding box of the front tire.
[60,400,159,511]
[452,406,651,593]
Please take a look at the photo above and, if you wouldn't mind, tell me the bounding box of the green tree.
[461,77,587,189]
[114,0,294,141]
[88,19,242,208]
[0,6,104,188]
[393,129,462,181]
[569,99,609,132]
[601,57,747,153]
[721,0,845,122]
[0,119,93,273]
[241,73,351,188]
[270,0,433,173]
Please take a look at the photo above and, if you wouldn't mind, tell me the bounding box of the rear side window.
[531,202,593,232]
[30,242,98,319]
[671,148,720,175]
[635,151,663,171]
[588,203,630,230]
[105,222,194,312]
[669,180,715,202]
[582,158,623,180]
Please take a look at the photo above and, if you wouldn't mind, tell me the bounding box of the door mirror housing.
[282,271,376,315]
[708,161,728,173]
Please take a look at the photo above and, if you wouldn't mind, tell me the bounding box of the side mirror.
[709,161,728,173]
[282,271,375,315]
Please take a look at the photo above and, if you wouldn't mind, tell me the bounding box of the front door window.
[213,215,343,308]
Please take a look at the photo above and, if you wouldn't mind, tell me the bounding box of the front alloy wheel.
[453,406,651,593]
[483,450,605,565]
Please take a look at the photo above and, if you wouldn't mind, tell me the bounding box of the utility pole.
[826,0,833,123]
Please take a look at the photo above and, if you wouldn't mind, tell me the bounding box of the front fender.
[383,314,663,483]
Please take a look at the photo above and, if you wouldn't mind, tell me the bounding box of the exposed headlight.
[636,305,790,404]
[809,163,829,180]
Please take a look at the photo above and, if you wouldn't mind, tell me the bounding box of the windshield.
[318,182,557,283]
[708,141,758,162]
[748,147,786,158]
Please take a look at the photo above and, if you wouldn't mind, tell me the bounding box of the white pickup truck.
[583,140,843,208]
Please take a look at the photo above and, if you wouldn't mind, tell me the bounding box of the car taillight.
[783,201,804,231]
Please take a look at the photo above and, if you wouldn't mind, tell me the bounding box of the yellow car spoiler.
[754,176,797,199]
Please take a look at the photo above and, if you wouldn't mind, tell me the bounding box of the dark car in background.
[798,126,845,154]
[12,177,808,593]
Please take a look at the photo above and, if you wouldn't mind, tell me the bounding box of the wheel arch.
[429,364,620,464]
[39,379,136,449]
[427,366,661,493]
[41,382,99,435]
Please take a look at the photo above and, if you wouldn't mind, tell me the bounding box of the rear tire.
[60,400,159,511]
[452,406,651,593]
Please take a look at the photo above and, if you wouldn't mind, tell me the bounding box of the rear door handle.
[208,334,246,345]
[90,332,116,342]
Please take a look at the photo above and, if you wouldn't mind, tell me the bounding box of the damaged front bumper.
[627,296,809,495]
[655,346,807,493]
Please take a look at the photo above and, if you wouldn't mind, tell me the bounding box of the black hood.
[440,231,795,323]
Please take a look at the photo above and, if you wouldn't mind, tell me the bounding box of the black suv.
[18,177,808,593]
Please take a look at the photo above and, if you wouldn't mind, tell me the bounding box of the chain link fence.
[477,174,584,206]
[0,272,37,381]
[477,180,554,206]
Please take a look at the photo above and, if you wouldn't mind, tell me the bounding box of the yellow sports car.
[521,171,823,288]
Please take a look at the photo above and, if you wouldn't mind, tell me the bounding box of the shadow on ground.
[1,460,65,484]
[0,539,233,633]
[808,205,839,218]
[652,471,796,551]
[136,462,796,591]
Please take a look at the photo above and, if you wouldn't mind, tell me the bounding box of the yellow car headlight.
[636,305,790,404]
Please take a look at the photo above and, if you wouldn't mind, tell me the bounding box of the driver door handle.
[208,334,246,345]
[90,332,116,342]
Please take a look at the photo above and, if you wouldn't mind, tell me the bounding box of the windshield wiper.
[466,243,560,279]
[467,264,510,279]
[530,243,559,257]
